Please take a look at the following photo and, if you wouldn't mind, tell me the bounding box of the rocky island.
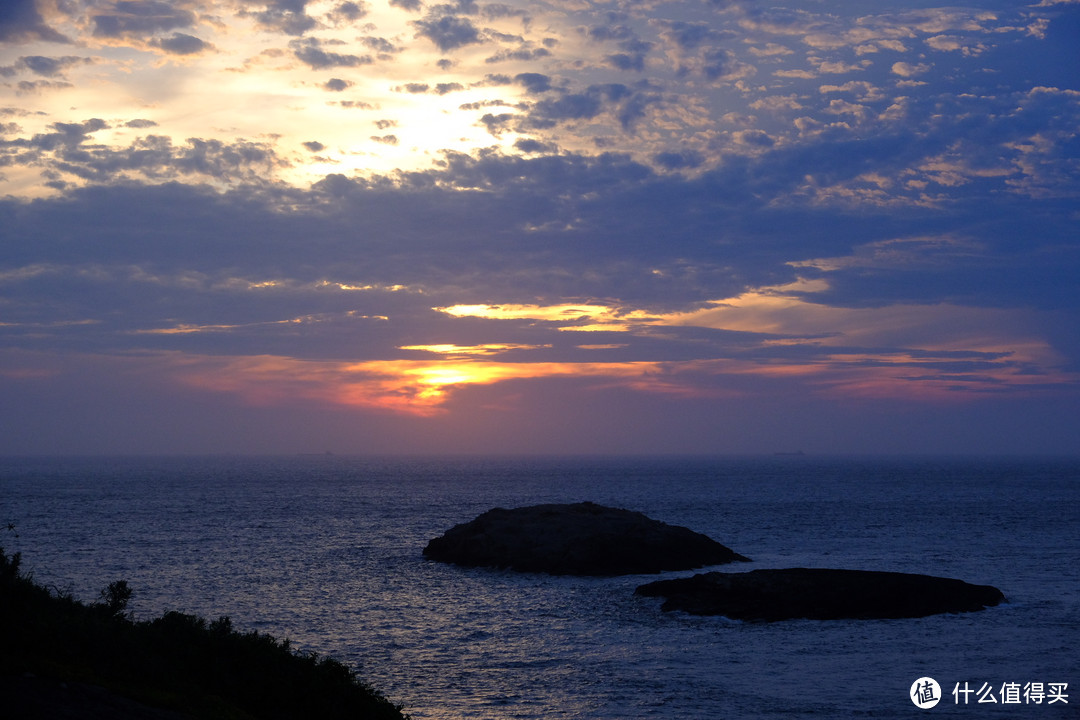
[636,567,1006,621]
[424,501,750,576]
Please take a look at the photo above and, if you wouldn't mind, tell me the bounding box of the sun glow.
[0,0,547,197]
[162,352,678,416]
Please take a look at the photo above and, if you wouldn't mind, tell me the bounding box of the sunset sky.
[2,0,1078,455]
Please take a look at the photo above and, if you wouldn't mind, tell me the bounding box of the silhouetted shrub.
[98,579,133,618]
[0,547,408,719]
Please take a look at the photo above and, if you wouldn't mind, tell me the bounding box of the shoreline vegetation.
[0,546,409,719]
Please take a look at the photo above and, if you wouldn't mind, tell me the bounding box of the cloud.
[2,130,1077,440]
[891,61,932,77]
[925,34,986,56]
[523,83,664,133]
[513,138,555,154]
[586,23,653,72]
[326,1,368,25]
[1,0,1079,453]
[750,95,804,112]
[775,68,817,80]
[790,235,985,273]
[3,124,286,187]
[478,112,513,135]
[732,129,775,148]
[818,81,885,102]
[514,72,551,93]
[151,32,213,56]
[291,38,373,68]
[413,14,483,52]
[654,149,705,169]
[814,59,868,74]
[484,46,551,64]
[657,20,733,51]
[333,99,374,109]
[323,77,352,91]
[654,20,743,81]
[360,36,398,55]
[0,0,70,43]
[244,0,317,36]
[91,1,196,39]
[13,79,73,95]
[9,55,91,78]
[26,118,109,151]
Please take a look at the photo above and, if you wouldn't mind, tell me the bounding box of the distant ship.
[773,450,806,456]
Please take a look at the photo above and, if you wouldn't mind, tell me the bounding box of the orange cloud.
[20,273,1067,417]
[435,303,660,332]
[165,353,676,416]
[165,344,1065,417]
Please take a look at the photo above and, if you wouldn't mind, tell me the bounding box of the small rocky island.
[635,568,1006,621]
[424,502,750,576]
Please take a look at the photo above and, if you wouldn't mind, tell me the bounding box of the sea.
[2,455,1077,718]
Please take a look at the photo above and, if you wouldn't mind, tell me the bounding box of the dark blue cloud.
[653,149,704,169]
[323,77,352,91]
[361,36,398,54]
[514,73,551,93]
[26,119,109,151]
[0,0,70,43]
[512,138,553,154]
[329,2,368,23]
[244,0,317,35]
[2,126,283,185]
[524,83,662,132]
[586,23,653,72]
[291,38,374,68]
[659,20,733,50]
[152,33,213,55]
[14,55,90,77]
[413,15,483,52]
[91,1,195,39]
[485,47,551,64]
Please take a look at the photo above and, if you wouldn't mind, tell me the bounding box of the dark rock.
[635,568,1006,621]
[423,502,750,576]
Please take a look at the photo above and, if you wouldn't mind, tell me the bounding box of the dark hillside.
[0,548,407,720]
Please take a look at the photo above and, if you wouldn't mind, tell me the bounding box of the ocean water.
[2,455,1077,718]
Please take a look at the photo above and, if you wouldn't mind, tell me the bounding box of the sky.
[1,0,1078,455]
